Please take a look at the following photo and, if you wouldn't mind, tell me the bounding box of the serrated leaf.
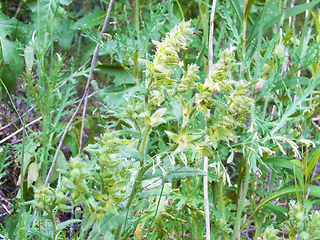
[75,7,105,28]
[119,145,143,161]
[164,167,206,182]
[52,18,75,50]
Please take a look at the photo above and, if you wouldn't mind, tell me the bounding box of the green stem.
[121,144,178,237]
[219,180,229,240]
[18,72,32,239]
[141,125,151,156]
[122,161,153,237]
[232,161,250,240]
[0,79,25,130]
[175,0,184,19]
[268,170,276,194]
[135,0,140,50]
[51,209,57,240]
[42,114,49,181]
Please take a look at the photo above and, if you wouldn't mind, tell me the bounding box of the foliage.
[1,0,320,240]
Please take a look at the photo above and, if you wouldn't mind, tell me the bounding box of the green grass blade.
[306,149,320,179]
[248,0,320,43]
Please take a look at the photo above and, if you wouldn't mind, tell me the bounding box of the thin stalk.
[204,1,217,239]
[219,180,229,239]
[191,210,199,238]
[141,125,151,156]
[19,71,32,238]
[203,156,210,240]
[145,183,165,238]
[50,209,57,240]
[42,112,49,180]
[240,0,247,73]
[196,0,209,66]
[268,170,276,194]
[135,0,141,52]
[122,161,153,237]
[175,0,184,19]
[0,79,25,130]
[121,144,178,237]
[232,161,250,240]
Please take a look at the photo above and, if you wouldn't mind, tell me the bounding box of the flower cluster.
[140,20,198,105]
[203,45,238,92]
[35,131,131,229]
[259,201,320,239]
[195,46,253,148]
[34,184,56,211]
[227,80,253,119]
[178,64,200,93]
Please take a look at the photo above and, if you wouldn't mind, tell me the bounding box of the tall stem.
[203,156,210,240]
[141,125,151,156]
[232,161,250,240]
[219,180,229,239]
[19,70,32,238]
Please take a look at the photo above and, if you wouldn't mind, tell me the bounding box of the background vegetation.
[1,0,320,239]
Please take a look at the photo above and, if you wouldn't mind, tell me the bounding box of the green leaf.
[311,175,320,183]
[48,151,68,183]
[263,203,288,221]
[52,18,75,50]
[75,7,105,28]
[229,0,243,22]
[20,141,39,178]
[27,162,40,189]
[0,15,26,37]
[272,77,310,91]
[271,78,319,134]
[264,157,294,169]
[56,219,81,232]
[63,126,80,156]
[253,185,320,216]
[59,0,72,5]
[0,38,24,92]
[83,212,97,232]
[164,167,206,182]
[305,199,313,213]
[306,149,320,179]
[97,64,135,86]
[291,159,302,168]
[244,0,255,22]
[165,130,180,142]
[248,0,320,43]
[119,145,143,161]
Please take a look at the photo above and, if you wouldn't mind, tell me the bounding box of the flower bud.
[255,78,265,91]
[24,46,34,71]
